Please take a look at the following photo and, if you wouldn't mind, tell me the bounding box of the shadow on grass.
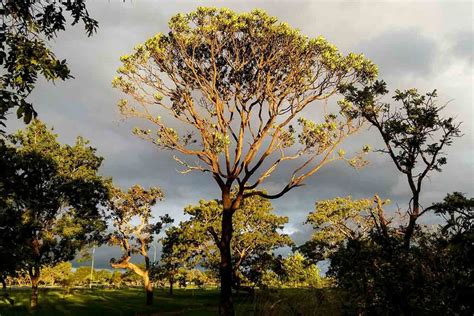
[0,287,341,316]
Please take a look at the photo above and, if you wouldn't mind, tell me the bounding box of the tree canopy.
[0,120,108,307]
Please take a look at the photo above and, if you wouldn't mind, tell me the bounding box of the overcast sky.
[6,0,473,268]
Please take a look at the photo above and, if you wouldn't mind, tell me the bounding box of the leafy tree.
[40,261,72,286]
[326,192,473,315]
[0,120,108,308]
[281,252,321,288]
[176,195,293,290]
[110,270,122,288]
[158,226,195,296]
[112,7,377,314]
[340,82,462,247]
[300,196,376,262]
[94,269,112,285]
[71,266,92,286]
[108,185,172,305]
[0,0,98,128]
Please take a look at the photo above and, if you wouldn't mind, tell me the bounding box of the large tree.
[108,185,172,305]
[0,0,98,128]
[112,7,377,314]
[0,120,108,308]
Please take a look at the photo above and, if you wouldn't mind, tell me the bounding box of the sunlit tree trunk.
[143,272,153,305]
[30,268,40,309]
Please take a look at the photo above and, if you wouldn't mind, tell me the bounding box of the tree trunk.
[404,192,420,248]
[143,273,153,305]
[30,271,40,309]
[219,206,234,316]
[169,275,174,296]
[1,276,14,305]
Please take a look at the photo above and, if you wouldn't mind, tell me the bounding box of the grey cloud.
[358,29,438,78]
[449,30,473,66]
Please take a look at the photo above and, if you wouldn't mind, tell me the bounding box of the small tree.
[159,226,195,296]
[340,82,462,247]
[300,196,381,262]
[112,7,377,314]
[0,120,108,308]
[281,252,321,288]
[108,185,172,305]
[177,195,293,290]
[110,271,122,289]
[40,262,72,286]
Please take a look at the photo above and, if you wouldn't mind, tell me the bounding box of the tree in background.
[71,266,92,287]
[0,0,98,128]
[176,195,293,291]
[110,271,122,288]
[112,7,377,314]
[299,196,378,262]
[281,252,322,288]
[340,82,462,247]
[40,262,72,287]
[158,226,195,296]
[0,120,109,308]
[108,185,172,305]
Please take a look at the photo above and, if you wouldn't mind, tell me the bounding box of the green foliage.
[108,185,172,269]
[110,271,122,288]
[280,252,322,288]
[328,193,474,315]
[112,6,376,199]
[0,120,108,273]
[0,0,98,128]
[40,262,72,286]
[169,195,293,286]
[340,81,462,245]
[300,196,375,262]
[341,81,461,175]
[71,266,92,286]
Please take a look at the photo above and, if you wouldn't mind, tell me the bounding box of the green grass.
[0,287,341,316]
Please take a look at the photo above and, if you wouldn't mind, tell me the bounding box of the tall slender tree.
[112,7,377,314]
[340,82,462,247]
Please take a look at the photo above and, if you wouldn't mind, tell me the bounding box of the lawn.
[0,287,341,316]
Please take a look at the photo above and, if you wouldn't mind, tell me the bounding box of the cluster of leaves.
[160,195,293,288]
[299,196,376,262]
[0,0,98,129]
[259,252,322,289]
[0,120,109,278]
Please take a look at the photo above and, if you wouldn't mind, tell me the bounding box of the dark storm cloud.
[5,1,472,267]
[357,29,438,78]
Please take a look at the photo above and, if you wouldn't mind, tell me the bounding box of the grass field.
[0,287,341,316]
